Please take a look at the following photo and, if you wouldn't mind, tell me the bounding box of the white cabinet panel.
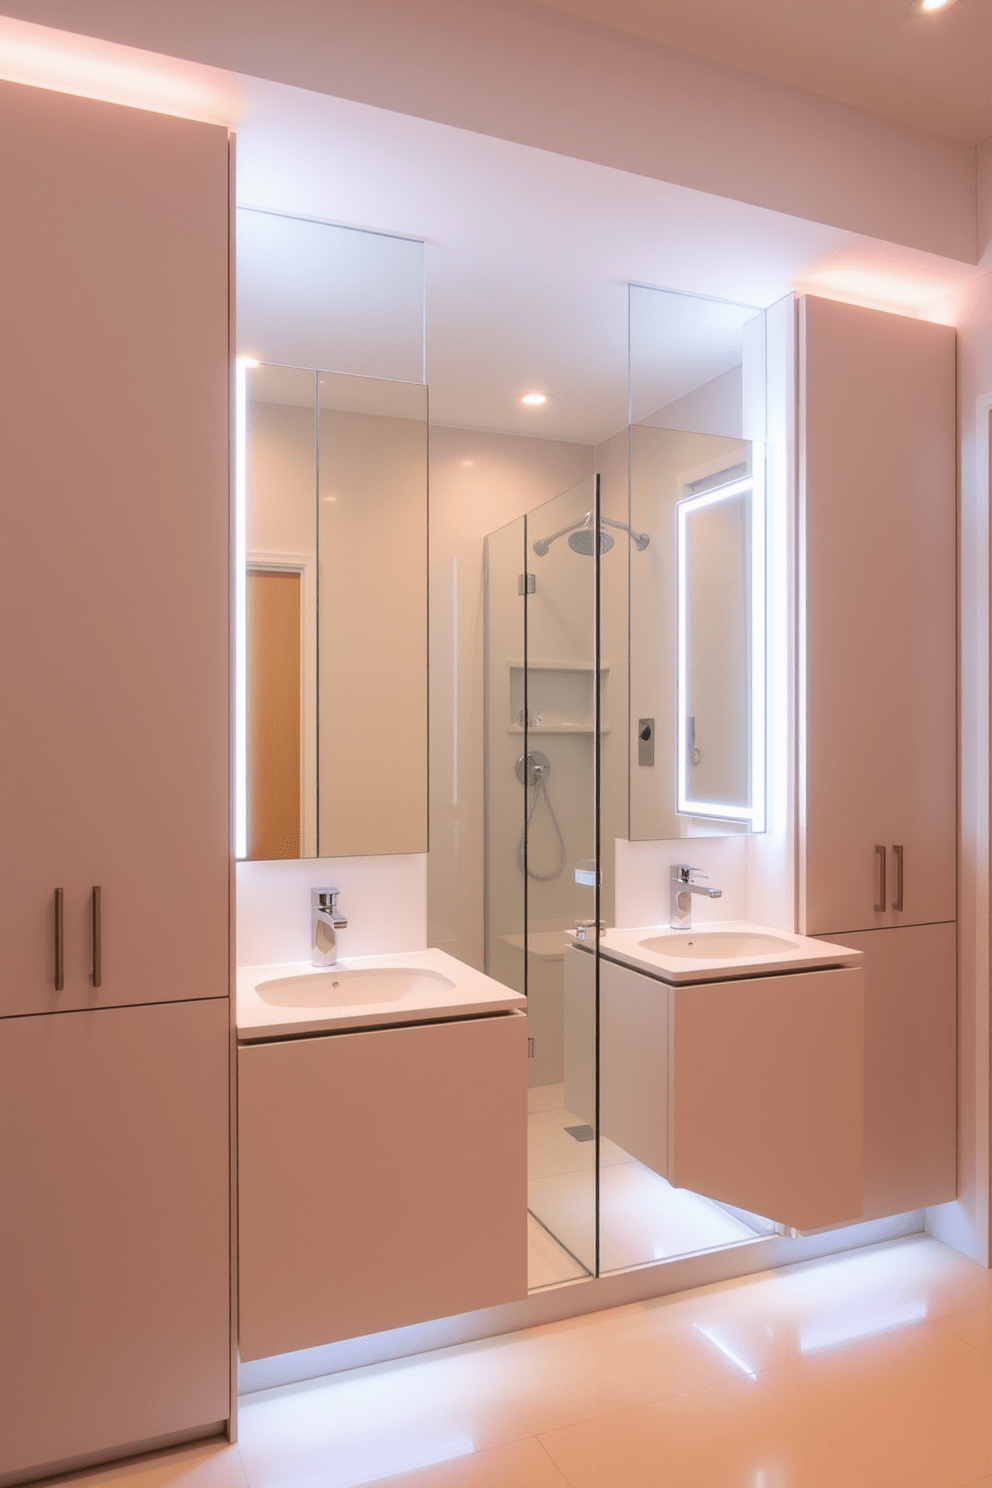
[0,81,231,1016]
[823,923,956,1219]
[239,1013,528,1361]
[0,1002,231,1479]
[670,967,864,1232]
[799,296,956,936]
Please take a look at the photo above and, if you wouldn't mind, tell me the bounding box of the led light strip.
[676,449,766,830]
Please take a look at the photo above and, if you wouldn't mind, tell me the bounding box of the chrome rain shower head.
[568,526,614,555]
[532,511,651,557]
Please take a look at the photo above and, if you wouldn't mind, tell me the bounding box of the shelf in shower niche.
[507,661,611,735]
[506,724,611,735]
[507,660,611,672]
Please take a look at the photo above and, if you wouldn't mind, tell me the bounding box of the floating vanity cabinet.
[798,295,956,937]
[798,295,957,1220]
[238,1012,528,1360]
[0,1002,231,1481]
[0,81,232,1478]
[565,948,865,1232]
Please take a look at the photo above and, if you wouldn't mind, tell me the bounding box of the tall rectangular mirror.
[235,211,427,860]
[239,363,428,859]
[628,285,767,840]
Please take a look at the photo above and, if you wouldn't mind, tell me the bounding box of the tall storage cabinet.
[798,295,957,1220]
[0,81,232,1479]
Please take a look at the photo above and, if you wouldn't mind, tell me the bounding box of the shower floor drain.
[564,1124,595,1142]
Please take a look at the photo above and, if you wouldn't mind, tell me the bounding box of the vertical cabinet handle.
[54,887,64,991]
[874,845,886,913]
[892,845,904,913]
[92,885,102,988]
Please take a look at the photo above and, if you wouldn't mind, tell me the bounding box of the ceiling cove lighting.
[0,16,236,122]
[519,391,550,406]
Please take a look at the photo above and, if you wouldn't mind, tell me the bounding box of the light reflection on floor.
[44,1233,992,1488]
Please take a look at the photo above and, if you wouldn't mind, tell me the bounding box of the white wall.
[236,855,426,966]
[6,0,979,261]
[926,260,992,1265]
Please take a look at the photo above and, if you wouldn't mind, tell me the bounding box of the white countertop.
[569,920,862,985]
[237,946,526,1040]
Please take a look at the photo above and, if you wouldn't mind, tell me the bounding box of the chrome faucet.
[311,887,347,966]
[669,864,722,929]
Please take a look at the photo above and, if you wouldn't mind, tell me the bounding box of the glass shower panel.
[520,475,599,1282]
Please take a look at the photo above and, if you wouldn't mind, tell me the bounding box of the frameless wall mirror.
[628,285,767,840]
[235,210,427,860]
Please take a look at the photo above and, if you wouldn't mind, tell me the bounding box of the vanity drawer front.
[670,966,864,1232]
[238,1012,528,1360]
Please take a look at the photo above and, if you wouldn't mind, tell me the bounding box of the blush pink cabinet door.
[0,81,231,1016]
[822,923,956,1219]
[798,296,956,936]
[0,1001,231,1480]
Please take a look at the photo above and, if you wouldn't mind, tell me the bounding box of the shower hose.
[516,762,567,881]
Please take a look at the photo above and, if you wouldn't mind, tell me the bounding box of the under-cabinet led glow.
[800,1298,927,1353]
[235,358,249,860]
[676,449,766,830]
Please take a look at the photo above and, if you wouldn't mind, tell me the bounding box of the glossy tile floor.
[528,1082,761,1283]
[51,1234,992,1488]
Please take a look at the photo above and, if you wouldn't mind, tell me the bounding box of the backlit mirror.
[628,285,767,839]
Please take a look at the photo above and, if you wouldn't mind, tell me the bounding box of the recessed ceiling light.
[910,0,957,14]
[520,391,550,406]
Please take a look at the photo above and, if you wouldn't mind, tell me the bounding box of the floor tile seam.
[529,1371,891,1484]
[532,1433,582,1487]
[524,1362,784,1450]
[746,1373,889,1488]
[750,1352,992,1488]
[230,1441,254,1488]
[937,1326,992,1363]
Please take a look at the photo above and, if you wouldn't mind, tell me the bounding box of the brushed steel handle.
[54,887,64,991]
[92,885,102,988]
[874,845,886,913]
[892,845,904,913]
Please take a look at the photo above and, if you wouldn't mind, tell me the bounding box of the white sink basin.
[573,920,862,983]
[256,966,456,1008]
[639,930,798,959]
[237,948,526,1039]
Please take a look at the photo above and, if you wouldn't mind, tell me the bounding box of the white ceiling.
[533,0,992,145]
[235,76,978,443]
